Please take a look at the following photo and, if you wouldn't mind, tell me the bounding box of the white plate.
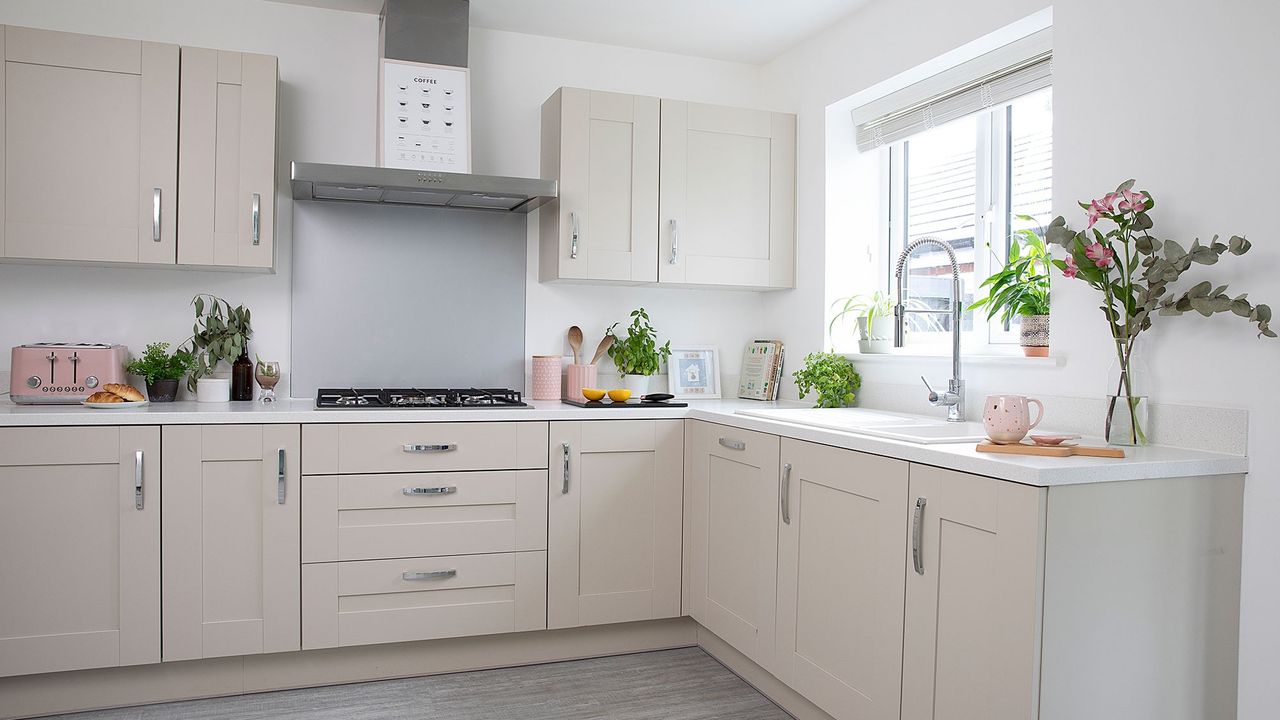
[83,400,150,409]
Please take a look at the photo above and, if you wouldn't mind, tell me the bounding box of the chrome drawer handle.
[669,218,679,264]
[569,211,579,259]
[251,192,262,246]
[718,438,745,451]
[402,443,457,453]
[152,188,162,242]
[134,450,145,510]
[402,486,457,496]
[912,497,927,576]
[780,463,792,525]
[561,442,570,494]
[277,448,286,504]
[402,570,457,581]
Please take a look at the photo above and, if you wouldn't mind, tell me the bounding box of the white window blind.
[853,30,1052,152]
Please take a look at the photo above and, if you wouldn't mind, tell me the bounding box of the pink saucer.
[1029,434,1081,447]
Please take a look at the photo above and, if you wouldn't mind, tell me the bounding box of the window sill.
[843,350,1066,368]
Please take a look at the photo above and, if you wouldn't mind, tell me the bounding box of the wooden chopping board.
[976,441,1125,459]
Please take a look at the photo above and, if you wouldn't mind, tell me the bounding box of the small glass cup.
[255,361,281,403]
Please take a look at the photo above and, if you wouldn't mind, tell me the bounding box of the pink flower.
[1084,241,1115,269]
[1063,255,1079,279]
[1087,206,1102,229]
[1118,187,1148,213]
[1087,193,1119,228]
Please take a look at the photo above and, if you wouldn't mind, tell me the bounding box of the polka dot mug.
[983,394,1045,444]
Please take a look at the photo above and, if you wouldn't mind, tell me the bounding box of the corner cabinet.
[161,425,301,661]
[547,420,684,628]
[0,426,160,677]
[540,87,795,290]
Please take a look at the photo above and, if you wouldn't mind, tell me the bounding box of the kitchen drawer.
[301,551,547,649]
[0,426,124,466]
[302,470,548,563]
[303,422,548,474]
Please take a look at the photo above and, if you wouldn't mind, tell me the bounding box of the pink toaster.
[10,343,129,404]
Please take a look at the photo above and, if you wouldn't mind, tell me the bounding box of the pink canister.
[564,363,598,402]
[531,355,562,401]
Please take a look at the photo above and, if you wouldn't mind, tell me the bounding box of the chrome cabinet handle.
[569,212,579,259]
[151,188,162,242]
[718,437,745,451]
[561,442,570,494]
[912,497,927,575]
[669,219,679,264]
[251,193,261,246]
[780,463,792,525]
[277,449,286,504]
[403,486,457,496]
[134,450,145,510]
[402,569,457,581]
[402,443,457,453]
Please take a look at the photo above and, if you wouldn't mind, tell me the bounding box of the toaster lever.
[46,352,56,384]
[69,352,79,384]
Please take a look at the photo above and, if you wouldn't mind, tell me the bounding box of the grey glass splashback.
[290,201,526,398]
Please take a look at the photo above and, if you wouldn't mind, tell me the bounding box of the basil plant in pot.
[183,294,253,403]
[606,307,672,396]
[124,342,193,402]
[792,351,862,408]
[829,291,895,353]
[969,218,1052,357]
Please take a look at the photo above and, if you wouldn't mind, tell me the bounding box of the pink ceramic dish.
[1029,434,1082,446]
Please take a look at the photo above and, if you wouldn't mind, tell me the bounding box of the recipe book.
[738,340,785,401]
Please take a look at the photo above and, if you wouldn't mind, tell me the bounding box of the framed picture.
[378,58,471,172]
[668,347,720,399]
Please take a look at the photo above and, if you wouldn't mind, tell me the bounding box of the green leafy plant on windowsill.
[968,216,1052,324]
[829,290,948,352]
[605,307,672,377]
[792,351,862,408]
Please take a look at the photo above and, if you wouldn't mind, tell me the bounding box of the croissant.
[87,391,125,403]
[104,383,145,402]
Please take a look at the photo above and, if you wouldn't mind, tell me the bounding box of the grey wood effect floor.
[44,648,793,720]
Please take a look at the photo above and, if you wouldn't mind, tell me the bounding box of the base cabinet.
[775,438,909,720]
[0,426,160,677]
[683,420,781,672]
[547,420,684,628]
[161,425,301,661]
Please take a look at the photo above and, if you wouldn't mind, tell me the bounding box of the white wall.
[759,0,1280,715]
[0,0,771,397]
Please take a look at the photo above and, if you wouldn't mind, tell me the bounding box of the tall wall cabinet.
[541,87,795,290]
[0,25,278,271]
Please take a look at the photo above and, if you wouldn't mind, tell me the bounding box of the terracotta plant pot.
[1020,314,1050,357]
[145,378,179,403]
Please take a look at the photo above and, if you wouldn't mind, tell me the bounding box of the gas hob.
[315,387,528,409]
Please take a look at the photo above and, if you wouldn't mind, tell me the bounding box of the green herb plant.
[828,290,894,338]
[792,351,862,408]
[124,342,193,385]
[605,307,672,377]
[968,216,1052,324]
[184,294,252,392]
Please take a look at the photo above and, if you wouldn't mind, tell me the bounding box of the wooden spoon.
[589,335,615,365]
[567,325,583,365]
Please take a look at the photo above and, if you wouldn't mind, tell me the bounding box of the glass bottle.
[231,351,254,401]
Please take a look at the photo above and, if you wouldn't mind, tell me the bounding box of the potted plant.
[968,217,1052,356]
[792,351,862,408]
[184,294,252,403]
[829,291,894,352]
[606,307,672,396]
[124,342,193,402]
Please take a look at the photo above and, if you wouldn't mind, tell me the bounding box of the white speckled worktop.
[0,397,1248,487]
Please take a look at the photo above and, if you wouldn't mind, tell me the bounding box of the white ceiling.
[267,0,872,64]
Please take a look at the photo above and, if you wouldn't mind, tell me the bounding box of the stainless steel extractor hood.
[291,162,557,213]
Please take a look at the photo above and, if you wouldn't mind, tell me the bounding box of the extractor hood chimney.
[379,0,469,68]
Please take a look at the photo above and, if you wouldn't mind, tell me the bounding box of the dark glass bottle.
[231,351,254,401]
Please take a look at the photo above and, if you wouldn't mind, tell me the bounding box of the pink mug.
[983,394,1044,444]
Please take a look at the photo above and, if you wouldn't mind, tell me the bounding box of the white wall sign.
[379,59,471,172]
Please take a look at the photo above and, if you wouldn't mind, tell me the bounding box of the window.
[883,86,1053,349]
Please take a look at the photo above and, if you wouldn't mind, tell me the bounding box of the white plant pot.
[622,374,649,396]
[857,316,894,353]
[195,377,231,403]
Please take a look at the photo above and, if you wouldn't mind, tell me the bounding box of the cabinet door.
[902,465,1045,720]
[162,424,301,661]
[776,439,909,720]
[2,26,178,264]
[539,87,659,283]
[177,47,278,269]
[658,100,795,289]
[547,420,683,628]
[683,420,781,671]
[0,426,160,677]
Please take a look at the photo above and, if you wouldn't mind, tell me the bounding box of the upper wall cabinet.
[177,48,278,269]
[1,26,178,264]
[540,88,795,291]
[0,25,278,271]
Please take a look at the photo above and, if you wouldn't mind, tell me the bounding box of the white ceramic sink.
[736,408,988,445]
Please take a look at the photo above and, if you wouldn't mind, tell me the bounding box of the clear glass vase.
[1105,336,1150,446]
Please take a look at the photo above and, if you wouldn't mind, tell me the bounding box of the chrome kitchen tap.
[894,237,965,422]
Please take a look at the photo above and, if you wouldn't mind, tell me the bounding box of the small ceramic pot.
[564,364,598,401]
[857,316,893,353]
[1019,314,1050,357]
[531,356,561,401]
[195,377,231,403]
[622,374,649,396]
[146,378,179,403]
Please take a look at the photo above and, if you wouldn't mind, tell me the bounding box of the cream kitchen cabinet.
[658,100,795,289]
[540,88,795,290]
[775,438,909,720]
[540,88,659,284]
[547,420,684,629]
[161,425,301,661]
[177,47,278,269]
[1,25,178,264]
[682,420,782,672]
[0,426,160,677]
